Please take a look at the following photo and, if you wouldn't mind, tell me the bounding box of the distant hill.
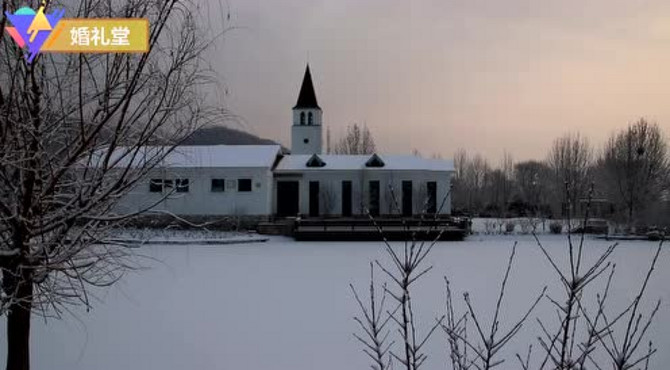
[182,126,281,147]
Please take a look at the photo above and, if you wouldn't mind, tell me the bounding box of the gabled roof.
[276,154,454,172]
[365,153,385,168]
[306,154,326,168]
[293,65,320,110]
[88,145,282,169]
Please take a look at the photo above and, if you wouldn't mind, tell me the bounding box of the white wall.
[115,166,452,218]
[116,167,274,216]
[273,170,452,216]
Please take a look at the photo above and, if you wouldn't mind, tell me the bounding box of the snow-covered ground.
[1,234,669,369]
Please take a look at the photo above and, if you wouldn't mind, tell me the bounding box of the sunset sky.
[209,0,670,161]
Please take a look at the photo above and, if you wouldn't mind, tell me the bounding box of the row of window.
[149,178,253,193]
[364,180,438,216]
[299,111,314,125]
[150,179,190,193]
[299,180,438,217]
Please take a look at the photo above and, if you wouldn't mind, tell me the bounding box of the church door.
[277,181,299,217]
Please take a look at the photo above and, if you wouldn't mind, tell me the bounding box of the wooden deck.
[291,217,469,241]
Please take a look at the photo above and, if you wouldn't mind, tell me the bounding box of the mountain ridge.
[182,126,282,147]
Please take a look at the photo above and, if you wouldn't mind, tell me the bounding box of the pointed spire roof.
[293,64,321,110]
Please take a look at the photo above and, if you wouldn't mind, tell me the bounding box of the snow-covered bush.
[483,219,497,234]
[549,221,563,234]
[519,218,538,234]
[505,221,515,233]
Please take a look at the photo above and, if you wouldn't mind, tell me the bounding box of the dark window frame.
[211,178,226,192]
[176,178,189,193]
[402,180,413,216]
[369,180,380,216]
[149,179,163,193]
[238,178,252,192]
[341,180,352,217]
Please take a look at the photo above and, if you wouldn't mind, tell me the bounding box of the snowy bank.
[106,228,269,245]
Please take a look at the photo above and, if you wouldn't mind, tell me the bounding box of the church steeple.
[291,64,323,154]
[293,64,321,110]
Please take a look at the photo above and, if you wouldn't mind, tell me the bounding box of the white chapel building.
[116,66,455,219]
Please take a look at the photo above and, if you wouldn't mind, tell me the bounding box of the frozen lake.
[2,234,669,369]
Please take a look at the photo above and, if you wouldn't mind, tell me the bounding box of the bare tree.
[547,133,593,218]
[597,119,668,227]
[326,126,332,154]
[451,149,468,214]
[0,1,222,369]
[334,123,376,155]
[453,149,468,182]
[483,169,507,216]
[502,152,515,213]
[484,153,513,216]
[462,154,490,215]
[514,160,552,218]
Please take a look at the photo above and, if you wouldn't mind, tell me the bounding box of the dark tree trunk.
[5,271,33,370]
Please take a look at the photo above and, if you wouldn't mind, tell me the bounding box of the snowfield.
[1,234,669,369]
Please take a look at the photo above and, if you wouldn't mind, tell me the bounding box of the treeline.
[452,118,670,227]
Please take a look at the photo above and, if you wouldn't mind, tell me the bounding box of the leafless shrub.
[351,263,397,370]
[353,190,664,370]
[531,199,663,370]
[351,185,455,370]
[441,243,547,370]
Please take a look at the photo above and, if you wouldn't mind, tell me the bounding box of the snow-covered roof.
[87,146,453,172]
[275,154,454,172]
[91,145,282,168]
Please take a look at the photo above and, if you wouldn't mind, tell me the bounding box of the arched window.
[300,112,305,125]
[308,112,313,125]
